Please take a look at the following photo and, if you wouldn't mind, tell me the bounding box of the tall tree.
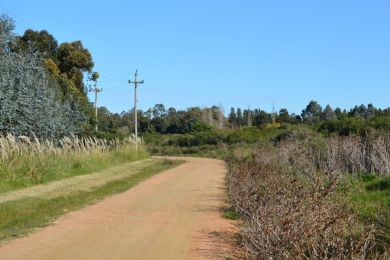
[302,100,323,123]
[278,108,290,123]
[57,41,94,91]
[15,29,58,59]
[0,22,86,137]
[0,16,91,138]
[322,105,336,121]
[236,108,243,127]
[366,104,376,119]
[0,15,15,53]
[253,109,271,126]
[228,108,236,128]
[152,104,166,118]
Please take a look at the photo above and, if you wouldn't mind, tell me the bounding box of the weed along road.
[0,157,235,260]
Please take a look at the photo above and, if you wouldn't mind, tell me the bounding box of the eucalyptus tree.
[0,15,15,53]
[322,105,336,121]
[302,100,323,124]
[0,16,87,138]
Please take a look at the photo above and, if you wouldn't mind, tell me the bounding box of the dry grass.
[0,134,146,193]
[277,134,390,178]
[226,134,390,259]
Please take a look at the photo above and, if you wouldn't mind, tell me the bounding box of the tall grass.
[0,134,147,193]
[276,134,390,177]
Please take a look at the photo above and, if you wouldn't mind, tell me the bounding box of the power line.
[95,62,130,76]
[99,84,128,92]
[0,4,37,30]
[0,7,140,122]
[94,66,129,80]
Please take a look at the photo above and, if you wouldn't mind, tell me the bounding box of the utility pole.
[128,70,144,150]
[90,83,102,132]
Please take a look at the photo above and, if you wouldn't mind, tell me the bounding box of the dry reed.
[0,134,145,192]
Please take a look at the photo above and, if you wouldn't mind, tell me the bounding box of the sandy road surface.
[0,157,236,260]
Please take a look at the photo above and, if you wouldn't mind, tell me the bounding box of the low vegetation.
[225,133,390,259]
[144,126,291,159]
[343,175,390,232]
[0,134,146,193]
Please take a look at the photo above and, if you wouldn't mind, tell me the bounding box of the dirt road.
[0,157,236,260]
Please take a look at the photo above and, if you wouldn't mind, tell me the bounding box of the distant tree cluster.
[228,107,300,127]
[96,100,390,137]
[95,104,215,136]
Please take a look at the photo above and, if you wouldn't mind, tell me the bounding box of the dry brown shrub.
[226,137,389,259]
[276,134,390,178]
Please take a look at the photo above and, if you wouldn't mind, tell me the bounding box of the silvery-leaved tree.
[0,15,15,53]
[0,15,87,139]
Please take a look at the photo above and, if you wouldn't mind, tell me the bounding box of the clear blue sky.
[1,0,389,114]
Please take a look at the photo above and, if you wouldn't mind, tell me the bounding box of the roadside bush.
[226,133,390,258]
[277,134,390,177]
[225,127,261,144]
[319,117,390,137]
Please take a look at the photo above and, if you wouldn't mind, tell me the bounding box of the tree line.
[96,101,390,137]
[1,15,389,139]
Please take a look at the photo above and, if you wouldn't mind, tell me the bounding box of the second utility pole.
[128,70,144,150]
[91,83,102,132]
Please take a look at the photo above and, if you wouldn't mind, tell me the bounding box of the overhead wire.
[94,62,130,76]
[93,63,132,91]
[0,4,37,30]
[0,7,132,97]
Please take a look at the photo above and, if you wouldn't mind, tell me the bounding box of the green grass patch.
[0,159,183,242]
[223,207,240,220]
[0,148,148,194]
[341,175,390,231]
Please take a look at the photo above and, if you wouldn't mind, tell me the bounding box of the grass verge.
[341,175,390,232]
[0,135,148,193]
[0,159,183,242]
[0,149,148,194]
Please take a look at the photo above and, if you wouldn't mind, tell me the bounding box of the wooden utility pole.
[90,83,102,132]
[128,70,144,150]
